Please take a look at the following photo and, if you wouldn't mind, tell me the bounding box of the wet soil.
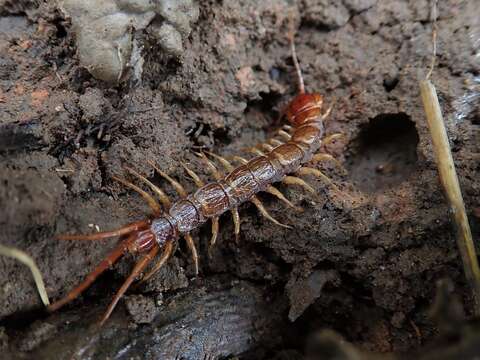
[1,0,480,359]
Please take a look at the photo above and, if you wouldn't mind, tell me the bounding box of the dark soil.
[1,0,480,359]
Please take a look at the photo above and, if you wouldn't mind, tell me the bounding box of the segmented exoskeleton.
[48,19,344,326]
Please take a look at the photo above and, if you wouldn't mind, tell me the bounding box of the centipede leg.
[322,133,344,147]
[259,143,274,152]
[209,217,219,251]
[230,155,248,165]
[196,152,222,180]
[202,153,244,243]
[277,129,291,141]
[266,185,303,212]
[140,241,174,282]
[311,153,346,174]
[182,161,220,255]
[112,175,162,216]
[268,138,284,147]
[231,207,241,243]
[282,175,316,194]
[124,166,171,210]
[245,147,265,157]
[184,233,199,275]
[251,195,291,229]
[99,244,159,326]
[48,234,136,312]
[296,166,340,193]
[181,162,205,187]
[149,160,188,198]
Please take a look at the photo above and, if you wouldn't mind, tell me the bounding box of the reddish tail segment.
[48,21,342,327]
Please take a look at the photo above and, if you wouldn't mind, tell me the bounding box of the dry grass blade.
[0,244,50,306]
[420,0,480,315]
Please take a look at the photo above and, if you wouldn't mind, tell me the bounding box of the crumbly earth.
[0,0,479,359]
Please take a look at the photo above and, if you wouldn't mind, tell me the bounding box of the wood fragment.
[0,244,50,306]
[420,0,480,315]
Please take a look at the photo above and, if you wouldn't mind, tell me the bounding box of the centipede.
[48,19,344,326]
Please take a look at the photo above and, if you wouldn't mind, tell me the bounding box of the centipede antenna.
[288,11,305,94]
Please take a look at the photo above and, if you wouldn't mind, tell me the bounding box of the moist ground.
[0,1,479,359]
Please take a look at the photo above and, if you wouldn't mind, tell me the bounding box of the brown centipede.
[48,19,344,326]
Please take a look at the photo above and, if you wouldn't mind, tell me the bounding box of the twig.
[0,244,50,306]
[419,0,480,315]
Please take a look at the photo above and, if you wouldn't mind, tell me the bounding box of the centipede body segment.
[48,18,344,326]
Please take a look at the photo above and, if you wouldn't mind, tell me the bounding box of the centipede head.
[285,93,324,127]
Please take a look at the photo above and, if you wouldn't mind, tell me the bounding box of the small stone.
[151,22,184,57]
[125,294,159,324]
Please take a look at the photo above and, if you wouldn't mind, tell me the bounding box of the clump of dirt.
[1,0,479,359]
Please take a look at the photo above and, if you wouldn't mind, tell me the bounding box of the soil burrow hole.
[346,113,419,193]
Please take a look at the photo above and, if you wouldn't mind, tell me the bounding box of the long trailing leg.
[58,220,149,241]
[99,244,160,326]
[140,241,174,283]
[48,234,137,312]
